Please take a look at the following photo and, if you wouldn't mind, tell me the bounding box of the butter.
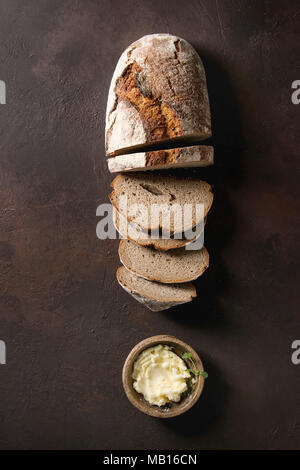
[132,344,191,406]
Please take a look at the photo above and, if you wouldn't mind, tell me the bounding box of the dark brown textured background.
[0,0,299,450]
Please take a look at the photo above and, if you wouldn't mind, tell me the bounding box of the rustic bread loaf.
[119,239,209,283]
[110,173,213,234]
[106,34,211,156]
[113,208,205,251]
[117,266,196,311]
[108,145,213,173]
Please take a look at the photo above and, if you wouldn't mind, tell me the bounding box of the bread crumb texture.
[110,173,213,233]
[119,239,209,283]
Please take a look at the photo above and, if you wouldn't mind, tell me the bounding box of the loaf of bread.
[106,34,211,156]
[110,173,213,234]
[108,145,213,173]
[119,239,209,283]
[117,266,196,311]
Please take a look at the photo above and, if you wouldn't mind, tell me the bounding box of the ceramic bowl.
[122,334,205,418]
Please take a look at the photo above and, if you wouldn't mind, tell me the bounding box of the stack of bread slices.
[106,34,214,311]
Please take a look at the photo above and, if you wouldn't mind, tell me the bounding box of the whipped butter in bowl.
[122,335,206,418]
[132,344,191,406]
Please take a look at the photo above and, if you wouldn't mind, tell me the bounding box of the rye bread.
[109,173,213,234]
[113,208,205,251]
[119,239,209,283]
[117,266,196,311]
[106,34,211,156]
[108,145,213,173]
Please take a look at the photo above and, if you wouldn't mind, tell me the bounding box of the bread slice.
[110,173,213,234]
[107,146,213,173]
[113,208,205,251]
[106,34,211,156]
[117,266,196,311]
[119,239,209,283]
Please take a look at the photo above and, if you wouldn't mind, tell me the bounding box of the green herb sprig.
[182,352,208,378]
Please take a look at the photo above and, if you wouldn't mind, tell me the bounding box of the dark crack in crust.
[114,62,183,143]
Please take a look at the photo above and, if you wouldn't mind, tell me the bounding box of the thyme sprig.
[182,352,208,378]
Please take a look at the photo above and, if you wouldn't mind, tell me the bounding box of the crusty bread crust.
[106,34,211,156]
[108,145,214,173]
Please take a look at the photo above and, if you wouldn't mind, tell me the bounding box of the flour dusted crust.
[108,145,214,173]
[106,34,211,156]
